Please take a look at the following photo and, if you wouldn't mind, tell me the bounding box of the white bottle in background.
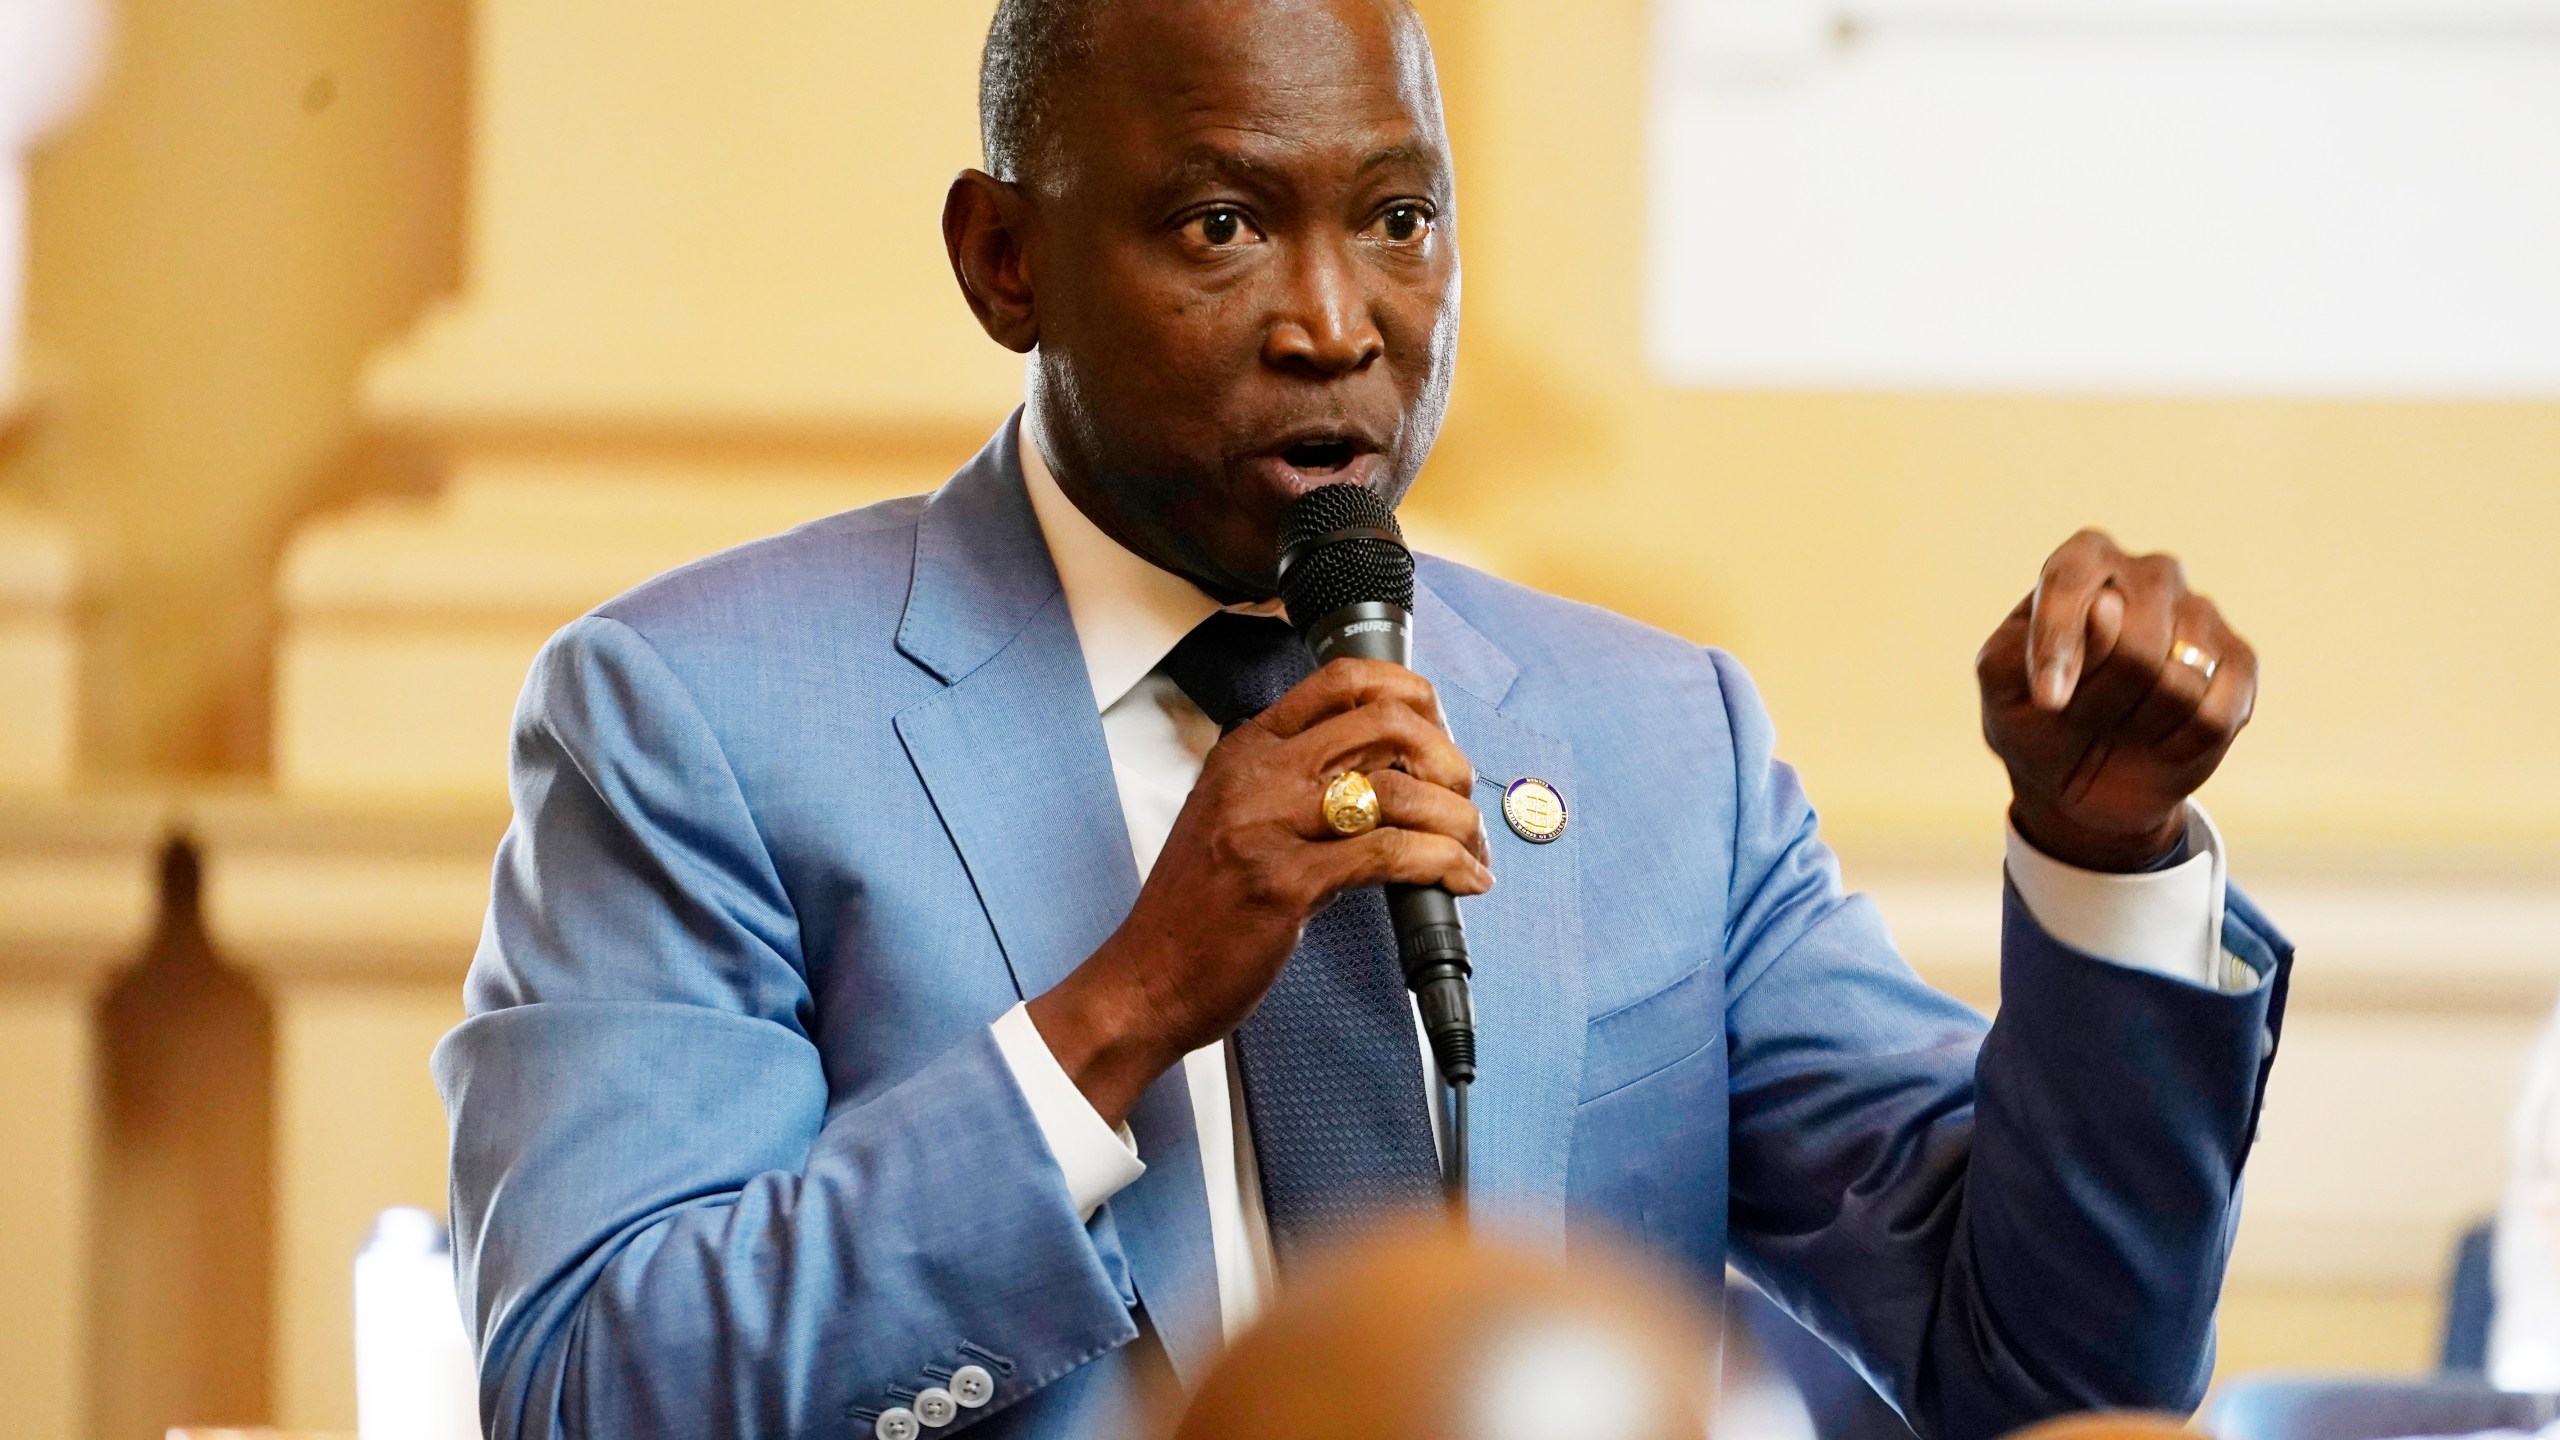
[354,1207,481,1440]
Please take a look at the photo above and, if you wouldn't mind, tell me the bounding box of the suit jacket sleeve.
[433,616,1138,1438]
[1709,651,2291,1440]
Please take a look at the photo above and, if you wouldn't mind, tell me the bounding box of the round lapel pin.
[1501,776,1568,844]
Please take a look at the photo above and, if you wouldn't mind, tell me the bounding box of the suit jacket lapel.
[1413,580,1587,1247]
[892,416,1224,1387]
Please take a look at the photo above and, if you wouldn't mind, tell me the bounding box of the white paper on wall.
[1650,0,2560,396]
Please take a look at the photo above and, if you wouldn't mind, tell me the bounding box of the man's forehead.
[1071,0,1443,164]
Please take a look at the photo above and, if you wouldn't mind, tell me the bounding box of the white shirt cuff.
[990,1003,1146,1221]
[2006,803,2251,992]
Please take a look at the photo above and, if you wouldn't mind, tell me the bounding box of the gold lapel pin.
[1502,776,1568,844]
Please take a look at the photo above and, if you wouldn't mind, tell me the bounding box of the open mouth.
[1281,438,1360,475]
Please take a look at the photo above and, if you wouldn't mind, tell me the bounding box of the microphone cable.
[1445,1074,1469,1217]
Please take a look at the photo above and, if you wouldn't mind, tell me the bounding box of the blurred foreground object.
[2005,1415,2192,1440]
[1169,1221,1718,1440]
[168,1431,348,1439]
[352,1208,477,1440]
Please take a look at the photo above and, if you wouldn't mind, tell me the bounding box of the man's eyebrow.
[1154,146,1296,196]
[1146,138,1449,204]
[1355,142,1442,178]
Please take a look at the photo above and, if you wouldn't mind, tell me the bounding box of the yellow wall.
[7,3,467,1437]
[2,0,2552,1434]
[0,989,100,1439]
[17,0,465,778]
[1515,394,2560,854]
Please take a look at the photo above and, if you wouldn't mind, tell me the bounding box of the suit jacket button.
[875,1406,920,1440]
[951,1365,995,1408]
[915,1387,958,1427]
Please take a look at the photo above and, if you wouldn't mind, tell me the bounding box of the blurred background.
[0,0,2553,1436]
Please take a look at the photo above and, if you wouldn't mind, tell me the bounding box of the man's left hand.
[1977,529,2259,873]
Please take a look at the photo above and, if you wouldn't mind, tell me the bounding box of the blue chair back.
[2208,1378,2558,1440]
[2446,1220,2499,1374]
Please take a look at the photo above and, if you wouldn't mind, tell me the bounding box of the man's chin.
[1183,552,1282,608]
[1139,515,1278,606]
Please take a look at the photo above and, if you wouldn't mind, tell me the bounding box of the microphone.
[1276,483,1478,1092]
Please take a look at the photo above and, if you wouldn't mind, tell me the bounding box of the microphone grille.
[1278,483,1415,626]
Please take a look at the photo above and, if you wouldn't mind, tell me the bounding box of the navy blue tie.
[1157,612,1442,1268]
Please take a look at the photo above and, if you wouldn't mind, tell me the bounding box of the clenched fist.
[1978,529,2259,873]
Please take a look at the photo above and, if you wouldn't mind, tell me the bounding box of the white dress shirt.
[987,413,2239,1342]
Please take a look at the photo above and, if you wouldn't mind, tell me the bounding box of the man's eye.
[1374,204,1433,243]
[1188,207,1255,247]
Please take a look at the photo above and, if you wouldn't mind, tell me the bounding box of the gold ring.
[1321,771,1382,838]
[2172,642,2220,682]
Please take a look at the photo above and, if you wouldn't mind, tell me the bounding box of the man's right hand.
[1026,658,1494,1128]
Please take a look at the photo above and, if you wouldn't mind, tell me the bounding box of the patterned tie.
[1156,611,1442,1268]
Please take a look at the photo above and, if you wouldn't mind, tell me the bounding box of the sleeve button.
[915,1387,958,1427]
[875,1407,920,1440]
[951,1365,995,1408]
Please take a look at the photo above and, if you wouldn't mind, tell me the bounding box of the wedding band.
[1321,771,1382,837]
[2172,642,2220,682]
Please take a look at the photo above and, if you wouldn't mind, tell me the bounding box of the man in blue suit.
[434,1,2290,1437]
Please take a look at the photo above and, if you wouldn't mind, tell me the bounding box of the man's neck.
[1019,411,1282,714]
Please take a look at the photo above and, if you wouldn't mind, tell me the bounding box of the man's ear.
[944,169,1040,354]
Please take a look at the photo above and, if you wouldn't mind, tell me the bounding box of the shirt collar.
[1017,413,1284,714]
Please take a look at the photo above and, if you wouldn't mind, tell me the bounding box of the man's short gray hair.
[978,0,1112,182]
[978,0,1426,181]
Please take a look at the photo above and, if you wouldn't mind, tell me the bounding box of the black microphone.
[1276,483,1477,1091]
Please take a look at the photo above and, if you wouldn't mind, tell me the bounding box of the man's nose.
[1264,240,1385,377]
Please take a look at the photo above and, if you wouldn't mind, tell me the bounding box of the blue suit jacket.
[436,419,2293,1440]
